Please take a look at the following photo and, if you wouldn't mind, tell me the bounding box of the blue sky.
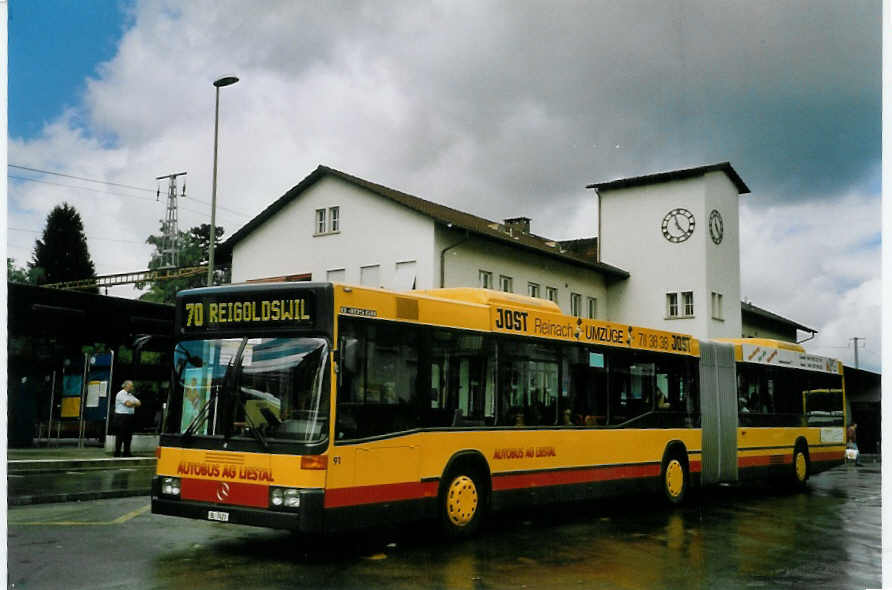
[9,0,132,140]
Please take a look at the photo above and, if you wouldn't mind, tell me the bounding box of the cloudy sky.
[7,0,881,371]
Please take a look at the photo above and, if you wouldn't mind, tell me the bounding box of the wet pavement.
[8,462,881,590]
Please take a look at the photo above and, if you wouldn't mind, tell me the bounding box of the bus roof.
[413,287,562,313]
[715,337,842,374]
[715,338,805,352]
[335,284,699,357]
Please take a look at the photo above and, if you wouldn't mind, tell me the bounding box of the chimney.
[503,217,531,234]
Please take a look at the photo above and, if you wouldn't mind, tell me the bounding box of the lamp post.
[208,75,239,287]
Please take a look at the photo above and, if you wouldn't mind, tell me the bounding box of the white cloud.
[7,0,880,360]
[740,192,881,370]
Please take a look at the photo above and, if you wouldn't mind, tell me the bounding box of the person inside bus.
[511,407,525,426]
[656,386,670,410]
[560,407,573,426]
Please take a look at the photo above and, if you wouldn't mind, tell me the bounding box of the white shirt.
[115,389,139,415]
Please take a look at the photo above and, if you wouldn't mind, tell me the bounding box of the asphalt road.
[8,462,881,590]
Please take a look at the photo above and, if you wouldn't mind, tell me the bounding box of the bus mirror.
[342,338,359,374]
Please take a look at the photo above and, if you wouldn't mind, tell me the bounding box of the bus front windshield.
[166,337,329,444]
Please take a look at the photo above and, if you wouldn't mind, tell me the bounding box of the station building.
[219,162,815,344]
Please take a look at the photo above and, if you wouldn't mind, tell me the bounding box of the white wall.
[435,226,608,317]
[600,171,742,338]
[703,171,742,338]
[231,176,437,289]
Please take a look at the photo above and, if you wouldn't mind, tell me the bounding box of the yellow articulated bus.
[151,282,845,536]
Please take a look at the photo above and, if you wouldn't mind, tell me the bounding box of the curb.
[8,458,157,474]
[9,488,152,507]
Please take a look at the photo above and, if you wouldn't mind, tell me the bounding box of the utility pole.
[850,337,865,369]
[156,172,187,268]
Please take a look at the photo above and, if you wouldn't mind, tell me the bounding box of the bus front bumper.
[151,478,325,533]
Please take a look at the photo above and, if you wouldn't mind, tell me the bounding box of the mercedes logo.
[216,481,231,503]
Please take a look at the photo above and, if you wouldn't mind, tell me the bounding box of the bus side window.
[336,318,420,438]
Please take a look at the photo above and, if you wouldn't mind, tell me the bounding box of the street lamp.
[207,75,239,287]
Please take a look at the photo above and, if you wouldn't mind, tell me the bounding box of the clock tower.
[588,162,749,340]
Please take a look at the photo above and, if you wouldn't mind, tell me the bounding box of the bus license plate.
[208,510,229,522]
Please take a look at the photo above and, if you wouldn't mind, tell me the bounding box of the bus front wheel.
[440,470,484,538]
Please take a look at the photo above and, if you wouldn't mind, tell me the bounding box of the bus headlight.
[270,487,301,510]
[161,477,181,497]
[284,489,301,508]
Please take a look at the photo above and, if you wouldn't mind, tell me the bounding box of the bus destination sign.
[490,307,699,356]
[179,293,314,333]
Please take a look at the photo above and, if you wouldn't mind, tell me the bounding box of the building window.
[479,270,492,289]
[587,297,598,319]
[666,293,679,318]
[327,268,346,282]
[499,275,513,293]
[329,206,340,232]
[570,293,582,317]
[360,264,380,287]
[682,291,694,316]
[315,209,326,234]
[528,282,540,298]
[712,292,723,320]
[546,286,558,303]
[394,260,416,290]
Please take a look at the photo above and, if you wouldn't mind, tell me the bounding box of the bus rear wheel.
[661,454,688,505]
[440,470,484,538]
[791,444,810,489]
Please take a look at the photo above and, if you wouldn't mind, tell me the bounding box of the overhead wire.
[8,173,251,220]
[8,164,253,218]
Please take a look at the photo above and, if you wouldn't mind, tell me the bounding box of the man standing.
[847,422,863,467]
[114,380,141,457]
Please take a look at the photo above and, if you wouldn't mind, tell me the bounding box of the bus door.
[698,341,738,484]
[333,319,423,504]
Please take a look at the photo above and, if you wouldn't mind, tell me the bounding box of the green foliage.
[7,258,37,284]
[137,223,226,304]
[29,203,98,293]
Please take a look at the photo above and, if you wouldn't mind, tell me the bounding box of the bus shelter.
[7,283,174,448]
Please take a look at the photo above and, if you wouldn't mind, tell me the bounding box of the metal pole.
[78,353,89,448]
[47,371,56,447]
[208,85,221,287]
[105,350,116,450]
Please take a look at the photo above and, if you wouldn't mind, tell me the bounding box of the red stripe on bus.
[738,454,791,468]
[739,449,844,469]
[492,463,661,491]
[811,450,844,462]
[326,457,702,509]
[180,478,269,508]
[325,481,439,509]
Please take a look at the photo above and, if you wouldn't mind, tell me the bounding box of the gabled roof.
[220,165,630,278]
[587,162,750,195]
[741,300,816,334]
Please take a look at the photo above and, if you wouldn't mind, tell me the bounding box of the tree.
[29,203,98,293]
[138,223,226,304]
[7,258,40,284]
